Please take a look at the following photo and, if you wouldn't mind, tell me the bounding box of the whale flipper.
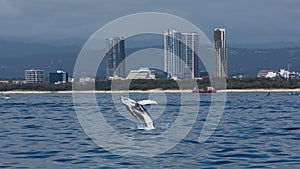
[137,100,157,105]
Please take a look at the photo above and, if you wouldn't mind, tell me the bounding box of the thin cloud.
[0,0,299,44]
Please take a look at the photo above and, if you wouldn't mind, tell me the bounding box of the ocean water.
[0,92,300,168]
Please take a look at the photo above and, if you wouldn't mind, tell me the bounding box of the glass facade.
[105,37,126,78]
[164,30,199,79]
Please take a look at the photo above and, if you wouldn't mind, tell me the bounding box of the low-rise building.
[79,77,95,85]
[126,67,155,79]
[12,80,26,84]
[257,70,277,78]
[49,70,68,84]
[25,69,44,84]
[108,75,124,80]
[279,68,299,79]
[0,80,9,84]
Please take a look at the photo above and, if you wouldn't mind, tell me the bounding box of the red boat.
[192,86,217,93]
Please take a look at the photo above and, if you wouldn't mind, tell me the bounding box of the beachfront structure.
[49,70,69,84]
[257,70,278,78]
[257,68,300,79]
[12,80,26,84]
[0,80,9,84]
[126,67,155,79]
[164,30,199,79]
[25,69,44,84]
[214,28,228,78]
[105,37,126,79]
[78,76,95,85]
[279,68,299,79]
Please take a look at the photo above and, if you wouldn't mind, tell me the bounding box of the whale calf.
[120,96,157,129]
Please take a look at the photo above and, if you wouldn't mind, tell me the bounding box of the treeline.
[0,78,299,91]
[227,77,300,89]
[0,83,72,91]
[91,79,210,91]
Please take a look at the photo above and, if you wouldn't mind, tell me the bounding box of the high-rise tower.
[182,32,199,79]
[214,28,227,78]
[164,30,199,79]
[164,30,183,79]
[105,37,126,78]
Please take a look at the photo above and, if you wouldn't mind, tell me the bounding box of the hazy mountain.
[0,40,80,58]
[228,47,300,75]
[228,42,300,49]
[0,40,81,78]
[0,52,79,79]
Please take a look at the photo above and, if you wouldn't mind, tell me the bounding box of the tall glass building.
[164,30,199,79]
[164,30,183,79]
[182,32,199,79]
[105,37,126,78]
[214,28,227,78]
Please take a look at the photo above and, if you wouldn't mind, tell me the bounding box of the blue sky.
[0,0,299,44]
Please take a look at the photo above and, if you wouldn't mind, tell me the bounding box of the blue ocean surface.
[0,92,300,168]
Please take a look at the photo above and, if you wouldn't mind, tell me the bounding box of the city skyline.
[2,27,299,80]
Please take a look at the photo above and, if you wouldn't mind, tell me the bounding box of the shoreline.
[1,88,300,94]
[217,88,300,93]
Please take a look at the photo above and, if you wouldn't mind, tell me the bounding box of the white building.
[181,32,200,79]
[25,69,44,84]
[279,68,289,79]
[279,68,299,79]
[214,28,228,78]
[126,67,155,79]
[0,80,9,84]
[164,30,183,79]
[79,77,95,85]
[12,80,26,84]
[257,70,278,78]
[164,30,199,79]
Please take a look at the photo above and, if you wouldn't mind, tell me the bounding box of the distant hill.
[0,40,80,58]
[0,39,299,78]
[228,47,300,75]
[0,40,81,78]
[228,42,300,49]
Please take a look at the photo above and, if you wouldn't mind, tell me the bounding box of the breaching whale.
[120,96,157,129]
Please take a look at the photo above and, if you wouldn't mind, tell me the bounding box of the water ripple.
[0,93,299,168]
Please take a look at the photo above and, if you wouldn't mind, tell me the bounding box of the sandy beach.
[1,88,300,94]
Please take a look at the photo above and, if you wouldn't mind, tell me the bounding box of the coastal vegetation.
[226,77,300,89]
[0,78,300,91]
